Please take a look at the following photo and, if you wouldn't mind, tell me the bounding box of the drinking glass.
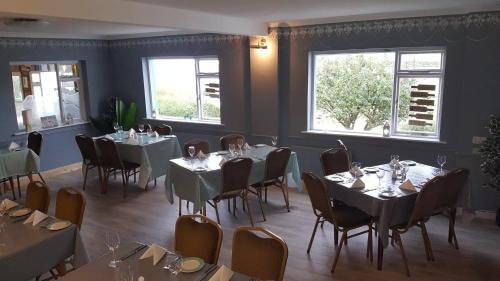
[237,138,244,154]
[271,136,278,147]
[113,122,120,133]
[105,231,121,268]
[376,169,385,189]
[116,126,123,140]
[147,128,153,138]
[164,252,182,275]
[390,154,399,167]
[138,124,144,133]
[188,146,196,168]
[437,154,446,174]
[229,144,236,157]
[400,163,409,182]
[351,161,361,177]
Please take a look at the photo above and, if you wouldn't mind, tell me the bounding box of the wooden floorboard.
[14,166,500,281]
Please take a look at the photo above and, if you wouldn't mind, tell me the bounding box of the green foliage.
[315,54,412,131]
[123,102,137,130]
[479,115,500,191]
[114,98,137,130]
[155,88,220,120]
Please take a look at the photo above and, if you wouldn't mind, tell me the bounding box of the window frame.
[143,55,221,124]
[308,47,446,141]
[9,60,86,131]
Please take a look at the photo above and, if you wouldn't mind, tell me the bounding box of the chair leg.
[134,169,137,183]
[178,198,182,216]
[331,231,347,274]
[307,216,320,253]
[244,196,254,227]
[334,229,339,246]
[367,223,373,262]
[186,201,190,210]
[154,178,157,186]
[256,189,266,221]
[121,171,127,198]
[264,187,268,203]
[449,208,459,249]
[421,222,435,261]
[280,182,290,212]
[232,197,236,216]
[395,232,411,277]
[82,165,89,190]
[101,169,108,194]
[8,177,16,200]
[214,201,220,224]
[16,175,21,197]
[37,173,46,184]
[227,199,231,212]
[97,166,103,184]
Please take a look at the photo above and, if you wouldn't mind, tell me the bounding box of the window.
[144,57,221,123]
[309,48,445,140]
[10,62,85,131]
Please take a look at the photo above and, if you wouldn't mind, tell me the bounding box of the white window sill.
[144,118,224,127]
[13,121,90,136]
[302,130,446,144]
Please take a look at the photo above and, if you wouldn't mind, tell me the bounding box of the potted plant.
[479,115,500,226]
[90,97,137,133]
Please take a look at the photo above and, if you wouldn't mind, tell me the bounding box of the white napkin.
[351,178,365,189]
[399,179,417,191]
[349,167,363,177]
[139,243,166,265]
[129,128,137,139]
[219,158,226,167]
[8,142,20,151]
[23,210,48,226]
[197,150,206,159]
[208,265,234,281]
[1,198,18,211]
[244,142,251,150]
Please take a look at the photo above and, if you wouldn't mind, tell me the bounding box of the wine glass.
[390,154,399,167]
[437,154,447,174]
[376,169,385,190]
[351,162,362,178]
[105,231,120,268]
[271,136,278,147]
[147,128,153,138]
[138,124,145,134]
[229,144,236,157]
[188,146,196,168]
[237,138,244,154]
[400,163,409,182]
[164,251,182,275]
[113,122,120,133]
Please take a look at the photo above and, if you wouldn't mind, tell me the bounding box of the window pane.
[400,52,442,71]
[58,64,78,77]
[198,59,219,74]
[60,80,82,120]
[149,59,198,119]
[38,71,62,122]
[313,52,395,134]
[199,77,220,120]
[396,77,441,135]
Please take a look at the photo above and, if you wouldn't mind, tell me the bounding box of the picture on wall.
[40,115,58,129]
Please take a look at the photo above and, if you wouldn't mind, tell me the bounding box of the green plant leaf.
[123,102,137,130]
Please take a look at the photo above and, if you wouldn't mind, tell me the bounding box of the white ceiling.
[0,0,498,39]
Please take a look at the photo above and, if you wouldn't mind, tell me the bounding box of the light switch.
[472,136,487,145]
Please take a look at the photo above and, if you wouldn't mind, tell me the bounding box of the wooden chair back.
[55,187,86,229]
[320,147,350,176]
[232,226,288,281]
[95,137,124,170]
[302,172,335,223]
[75,134,99,166]
[183,139,210,158]
[407,175,446,228]
[220,134,245,150]
[221,157,253,194]
[153,124,172,135]
[175,215,223,264]
[25,181,50,213]
[436,168,470,210]
[28,131,43,156]
[264,147,291,181]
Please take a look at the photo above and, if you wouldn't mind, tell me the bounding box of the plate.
[254,144,266,147]
[46,221,72,231]
[9,208,32,217]
[180,257,205,273]
[216,151,230,155]
[193,167,207,172]
[326,175,344,182]
[400,160,417,166]
[363,167,378,173]
[379,190,399,198]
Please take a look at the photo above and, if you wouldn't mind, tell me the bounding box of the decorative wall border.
[109,33,245,49]
[269,11,500,39]
[0,38,108,48]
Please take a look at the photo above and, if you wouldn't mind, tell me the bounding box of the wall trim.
[0,37,108,48]
[109,33,245,49]
[269,11,500,39]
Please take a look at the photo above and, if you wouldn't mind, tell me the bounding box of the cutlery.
[198,264,217,281]
[119,243,147,261]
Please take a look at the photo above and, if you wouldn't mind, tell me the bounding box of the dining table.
[0,146,40,181]
[0,204,89,281]
[60,241,253,281]
[324,162,441,271]
[93,133,182,189]
[165,144,302,213]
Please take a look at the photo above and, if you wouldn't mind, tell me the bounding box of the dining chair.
[183,139,210,158]
[75,134,102,190]
[133,123,152,132]
[219,134,245,150]
[207,157,263,226]
[55,187,86,229]
[389,175,446,277]
[250,147,291,214]
[175,214,223,264]
[16,131,45,197]
[232,226,288,281]
[25,181,50,213]
[435,168,470,249]
[95,137,140,198]
[302,172,373,274]
[153,124,173,135]
[320,146,350,176]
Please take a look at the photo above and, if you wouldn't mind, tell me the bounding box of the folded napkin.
[139,243,166,265]
[8,142,20,152]
[219,158,226,167]
[208,265,234,281]
[349,167,363,177]
[129,128,137,139]
[197,150,206,159]
[351,178,365,189]
[399,179,417,191]
[244,142,251,150]
[1,198,18,211]
[23,210,48,226]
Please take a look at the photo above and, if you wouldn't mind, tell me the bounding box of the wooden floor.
[14,166,500,281]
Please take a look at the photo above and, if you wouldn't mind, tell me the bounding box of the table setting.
[0,142,40,181]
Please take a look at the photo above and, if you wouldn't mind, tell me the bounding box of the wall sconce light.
[250,38,268,49]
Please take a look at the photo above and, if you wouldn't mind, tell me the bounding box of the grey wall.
[0,38,113,170]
